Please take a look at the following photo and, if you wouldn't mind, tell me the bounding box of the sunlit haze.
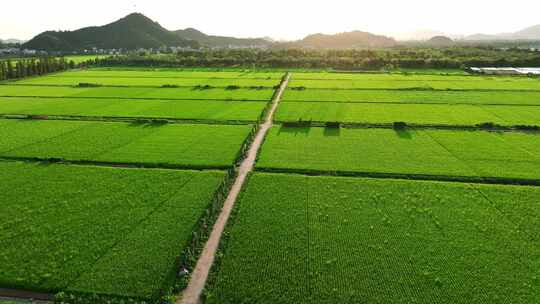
[1,0,540,40]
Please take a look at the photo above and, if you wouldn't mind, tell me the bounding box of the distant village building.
[469,67,540,75]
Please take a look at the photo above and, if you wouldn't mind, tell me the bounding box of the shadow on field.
[278,125,311,136]
[394,129,414,140]
[323,127,341,137]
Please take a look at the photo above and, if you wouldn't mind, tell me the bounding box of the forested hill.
[281,31,398,49]
[23,13,199,51]
[174,28,271,48]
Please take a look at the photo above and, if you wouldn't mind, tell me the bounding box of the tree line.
[93,47,540,70]
[0,57,76,81]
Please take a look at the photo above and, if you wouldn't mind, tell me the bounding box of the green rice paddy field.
[257,126,540,180]
[2,68,540,304]
[283,88,540,105]
[0,119,252,168]
[0,97,267,122]
[289,73,540,90]
[13,75,278,88]
[206,173,539,304]
[0,161,225,299]
[0,68,279,303]
[275,102,540,126]
[0,85,274,101]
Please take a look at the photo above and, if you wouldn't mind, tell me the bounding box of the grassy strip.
[285,86,540,93]
[254,167,540,187]
[280,99,540,107]
[0,96,270,102]
[0,114,255,126]
[0,83,278,90]
[272,121,540,132]
[0,156,232,172]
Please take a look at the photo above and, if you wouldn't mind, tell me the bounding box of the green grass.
[275,102,540,126]
[289,73,540,90]
[56,69,285,79]
[206,173,539,304]
[291,72,474,80]
[0,161,225,301]
[0,85,274,101]
[282,89,540,105]
[14,74,279,88]
[256,127,540,180]
[0,97,267,122]
[0,119,252,168]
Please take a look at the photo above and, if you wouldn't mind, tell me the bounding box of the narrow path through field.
[179,73,291,304]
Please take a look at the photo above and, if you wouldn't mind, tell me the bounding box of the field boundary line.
[254,167,540,187]
[284,87,540,93]
[0,156,232,172]
[0,288,54,303]
[0,95,271,102]
[178,72,291,304]
[279,99,540,107]
[0,83,278,90]
[0,115,257,126]
[272,121,540,133]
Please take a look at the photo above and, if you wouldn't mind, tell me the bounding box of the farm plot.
[289,73,540,90]
[256,126,540,180]
[291,72,477,80]
[55,69,285,79]
[0,97,267,122]
[275,102,540,126]
[0,85,275,101]
[206,173,539,304]
[282,88,540,105]
[0,119,252,168]
[0,161,225,301]
[14,74,279,88]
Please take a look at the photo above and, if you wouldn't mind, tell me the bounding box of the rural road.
[179,73,291,304]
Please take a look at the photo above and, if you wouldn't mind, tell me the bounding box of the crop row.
[0,97,267,122]
[0,119,252,168]
[256,126,540,180]
[274,102,540,127]
[0,161,225,301]
[206,173,539,304]
[0,85,274,101]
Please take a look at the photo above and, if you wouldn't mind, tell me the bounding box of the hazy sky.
[2,0,540,41]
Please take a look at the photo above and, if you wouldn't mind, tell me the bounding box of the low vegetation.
[206,173,539,303]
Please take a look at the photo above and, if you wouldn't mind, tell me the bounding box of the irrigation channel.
[178,73,291,304]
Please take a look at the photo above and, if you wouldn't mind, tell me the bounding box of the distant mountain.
[174,28,271,48]
[466,25,540,41]
[23,13,198,51]
[426,36,454,47]
[283,31,397,49]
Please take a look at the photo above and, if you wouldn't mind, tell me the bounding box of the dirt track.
[179,73,291,304]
